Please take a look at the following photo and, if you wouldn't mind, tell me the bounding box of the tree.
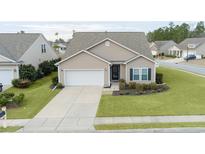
[191,21,205,37]
[146,22,203,43]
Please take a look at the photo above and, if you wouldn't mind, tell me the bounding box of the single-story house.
[151,40,181,57]
[56,32,156,87]
[149,42,158,56]
[167,44,181,57]
[178,37,205,59]
[0,33,58,86]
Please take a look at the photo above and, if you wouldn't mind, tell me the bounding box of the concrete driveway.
[22,86,102,132]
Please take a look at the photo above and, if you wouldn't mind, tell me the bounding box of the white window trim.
[132,67,149,81]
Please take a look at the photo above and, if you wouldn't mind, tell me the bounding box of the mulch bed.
[112,85,169,96]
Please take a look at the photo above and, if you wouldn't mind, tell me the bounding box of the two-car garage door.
[64,70,104,86]
[0,70,14,85]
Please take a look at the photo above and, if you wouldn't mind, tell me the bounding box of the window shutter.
[148,68,151,80]
[130,68,133,81]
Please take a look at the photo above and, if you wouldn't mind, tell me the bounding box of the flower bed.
[113,80,169,96]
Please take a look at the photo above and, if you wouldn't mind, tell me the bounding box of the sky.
[0,21,198,41]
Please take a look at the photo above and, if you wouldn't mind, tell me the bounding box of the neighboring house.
[55,32,156,87]
[149,42,158,56]
[49,41,68,58]
[152,40,181,57]
[178,37,205,59]
[0,33,58,86]
[167,44,182,57]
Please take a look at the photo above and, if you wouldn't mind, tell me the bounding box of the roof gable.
[179,37,205,50]
[63,32,153,60]
[56,50,111,65]
[0,33,40,61]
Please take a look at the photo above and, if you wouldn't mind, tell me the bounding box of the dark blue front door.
[111,65,120,81]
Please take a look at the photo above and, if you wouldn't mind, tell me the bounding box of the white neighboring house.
[167,44,182,57]
[178,37,205,59]
[149,42,158,56]
[54,43,67,54]
[0,33,58,86]
[150,40,181,57]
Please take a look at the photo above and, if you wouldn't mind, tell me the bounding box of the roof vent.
[105,41,110,46]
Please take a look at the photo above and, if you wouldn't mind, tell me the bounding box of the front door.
[111,65,120,81]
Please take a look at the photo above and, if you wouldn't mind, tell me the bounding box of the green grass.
[6,72,61,119]
[0,126,22,132]
[95,122,205,130]
[97,67,205,117]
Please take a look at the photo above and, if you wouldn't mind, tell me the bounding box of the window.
[133,69,140,80]
[142,68,148,80]
[41,44,46,53]
[132,68,149,81]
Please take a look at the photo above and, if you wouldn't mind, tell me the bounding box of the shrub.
[36,68,44,79]
[56,83,64,89]
[19,64,37,81]
[12,79,21,87]
[156,73,163,84]
[119,82,126,90]
[52,76,58,86]
[49,58,61,72]
[128,82,137,89]
[0,96,9,106]
[12,93,25,106]
[38,61,52,76]
[119,79,126,83]
[150,82,157,90]
[12,79,31,88]
[1,92,15,99]
[136,83,143,92]
[141,84,149,91]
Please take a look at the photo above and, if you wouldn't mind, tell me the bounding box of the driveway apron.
[22,86,102,132]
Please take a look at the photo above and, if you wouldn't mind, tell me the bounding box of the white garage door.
[64,70,104,86]
[0,70,14,85]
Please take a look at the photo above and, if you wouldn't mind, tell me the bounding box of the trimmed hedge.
[12,79,31,88]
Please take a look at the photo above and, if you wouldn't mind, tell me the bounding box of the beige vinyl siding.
[58,52,109,86]
[88,40,137,61]
[126,57,155,83]
[120,64,126,80]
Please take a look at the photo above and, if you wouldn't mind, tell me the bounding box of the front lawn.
[97,67,205,117]
[0,126,22,132]
[6,72,61,119]
[95,122,205,130]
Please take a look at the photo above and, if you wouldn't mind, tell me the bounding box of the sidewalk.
[0,119,30,127]
[95,115,205,125]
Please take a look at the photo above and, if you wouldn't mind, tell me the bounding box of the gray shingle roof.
[154,40,178,51]
[179,37,205,50]
[63,32,153,59]
[0,33,40,61]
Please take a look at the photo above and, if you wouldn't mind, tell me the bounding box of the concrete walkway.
[95,115,205,125]
[21,86,102,132]
[0,119,30,127]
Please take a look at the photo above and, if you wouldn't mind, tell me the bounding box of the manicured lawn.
[97,67,205,117]
[0,126,22,132]
[95,122,205,130]
[6,72,61,119]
